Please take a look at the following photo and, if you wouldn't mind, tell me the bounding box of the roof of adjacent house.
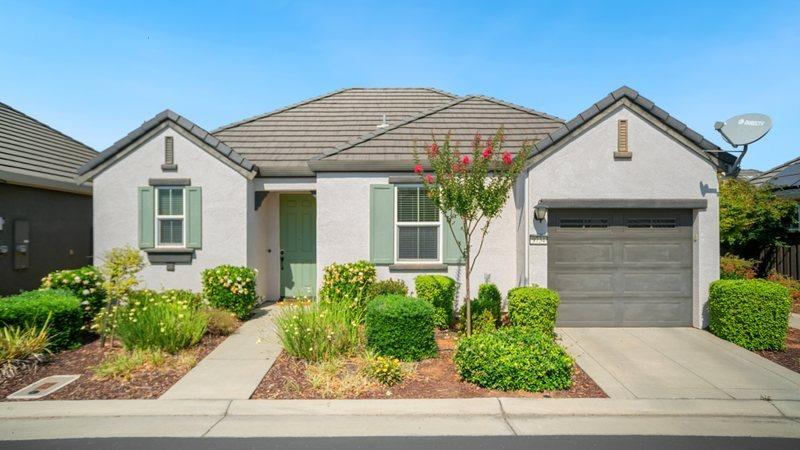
[311,95,563,169]
[212,87,459,176]
[750,156,800,190]
[78,109,256,179]
[0,101,97,193]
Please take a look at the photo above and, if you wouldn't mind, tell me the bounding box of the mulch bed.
[0,333,227,401]
[252,331,607,399]
[755,327,800,374]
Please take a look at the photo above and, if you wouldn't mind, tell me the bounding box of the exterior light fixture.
[533,201,548,222]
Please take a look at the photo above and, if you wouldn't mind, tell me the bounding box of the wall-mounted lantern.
[533,201,548,222]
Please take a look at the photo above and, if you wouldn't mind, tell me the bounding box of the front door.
[280,194,316,298]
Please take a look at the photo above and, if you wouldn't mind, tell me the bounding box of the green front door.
[280,194,317,298]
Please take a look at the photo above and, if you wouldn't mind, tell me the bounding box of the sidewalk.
[160,304,281,400]
[0,398,799,440]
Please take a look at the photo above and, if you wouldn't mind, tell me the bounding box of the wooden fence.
[760,243,800,280]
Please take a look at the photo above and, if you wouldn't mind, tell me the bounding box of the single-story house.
[0,102,96,295]
[78,86,729,327]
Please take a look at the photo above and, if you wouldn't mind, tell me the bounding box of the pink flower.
[461,155,471,165]
[425,174,435,183]
[482,142,493,159]
[414,164,423,174]
[502,152,513,165]
[429,143,439,156]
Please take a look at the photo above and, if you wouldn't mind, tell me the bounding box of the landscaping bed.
[755,327,800,375]
[252,330,606,399]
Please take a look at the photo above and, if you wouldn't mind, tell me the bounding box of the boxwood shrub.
[460,282,502,329]
[365,294,437,361]
[709,279,791,350]
[454,326,573,392]
[0,290,83,349]
[366,278,408,301]
[507,286,560,333]
[201,265,257,319]
[415,275,456,327]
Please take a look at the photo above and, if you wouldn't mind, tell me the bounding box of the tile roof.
[312,95,564,166]
[212,88,458,175]
[750,156,800,189]
[0,101,97,189]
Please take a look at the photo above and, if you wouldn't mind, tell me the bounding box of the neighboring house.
[78,86,728,328]
[736,168,762,181]
[0,102,96,295]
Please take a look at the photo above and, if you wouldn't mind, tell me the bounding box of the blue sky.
[2,0,798,170]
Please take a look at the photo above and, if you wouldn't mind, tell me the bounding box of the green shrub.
[41,265,105,319]
[431,307,450,330]
[454,326,573,392]
[415,275,456,327]
[720,254,757,280]
[708,279,791,350]
[206,307,240,336]
[0,317,51,362]
[507,286,560,333]
[319,261,377,310]
[367,278,408,300]
[365,295,437,361]
[363,354,404,386]
[275,300,363,362]
[459,282,502,329]
[472,309,497,334]
[202,265,257,319]
[0,290,83,350]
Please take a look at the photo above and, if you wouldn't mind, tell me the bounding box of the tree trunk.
[464,230,472,336]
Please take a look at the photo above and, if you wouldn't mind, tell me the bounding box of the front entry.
[280,194,316,298]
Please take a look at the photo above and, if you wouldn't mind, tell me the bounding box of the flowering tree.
[414,128,530,334]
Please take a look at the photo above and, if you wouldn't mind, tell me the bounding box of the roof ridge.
[312,95,473,161]
[469,94,565,123]
[0,101,97,156]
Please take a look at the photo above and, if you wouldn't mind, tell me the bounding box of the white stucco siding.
[526,104,720,327]
[316,173,520,304]
[93,125,250,293]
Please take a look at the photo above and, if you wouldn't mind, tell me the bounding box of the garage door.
[548,209,693,327]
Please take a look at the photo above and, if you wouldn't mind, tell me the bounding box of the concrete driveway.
[558,328,800,400]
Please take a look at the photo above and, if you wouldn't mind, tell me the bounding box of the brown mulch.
[756,327,800,374]
[251,331,607,399]
[0,333,228,401]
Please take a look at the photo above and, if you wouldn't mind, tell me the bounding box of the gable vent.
[614,119,631,159]
[161,136,177,171]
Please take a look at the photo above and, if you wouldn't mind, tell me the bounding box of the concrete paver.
[558,328,800,400]
[790,313,800,330]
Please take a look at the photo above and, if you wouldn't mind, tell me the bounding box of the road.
[1,436,799,450]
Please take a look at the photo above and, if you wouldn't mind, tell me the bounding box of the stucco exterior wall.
[93,125,250,293]
[316,172,520,304]
[526,104,720,327]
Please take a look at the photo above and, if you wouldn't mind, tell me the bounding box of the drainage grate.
[7,375,80,400]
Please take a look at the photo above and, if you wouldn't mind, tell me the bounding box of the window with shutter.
[155,187,185,246]
[395,186,440,262]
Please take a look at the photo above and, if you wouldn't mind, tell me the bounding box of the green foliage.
[507,286,560,333]
[720,254,757,280]
[0,317,51,362]
[319,261,377,311]
[471,309,497,335]
[92,348,196,381]
[201,265,257,319]
[109,290,208,353]
[41,266,105,319]
[719,178,795,257]
[363,354,405,386]
[206,307,240,336]
[454,326,573,392]
[415,275,456,327]
[431,307,450,330]
[275,300,363,362]
[460,282,502,329]
[366,295,438,361]
[98,247,145,343]
[767,271,800,304]
[367,278,408,300]
[709,279,791,350]
[0,290,83,350]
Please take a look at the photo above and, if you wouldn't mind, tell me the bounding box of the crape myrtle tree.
[414,128,530,335]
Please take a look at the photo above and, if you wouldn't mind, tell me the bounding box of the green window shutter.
[370,184,394,264]
[443,218,465,264]
[138,187,155,249]
[186,187,202,249]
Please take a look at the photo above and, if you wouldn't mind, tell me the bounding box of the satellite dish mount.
[714,113,772,176]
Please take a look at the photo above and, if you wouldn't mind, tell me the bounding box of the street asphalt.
[1,436,799,450]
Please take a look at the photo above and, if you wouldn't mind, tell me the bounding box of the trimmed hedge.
[507,286,560,333]
[367,278,408,300]
[454,326,573,392]
[201,265,257,319]
[0,290,83,350]
[708,279,791,350]
[365,295,437,361]
[415,275,456,327]
[460,282,502,328]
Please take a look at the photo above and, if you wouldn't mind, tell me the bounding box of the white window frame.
[155,186,186,248]
[394,185,442,263]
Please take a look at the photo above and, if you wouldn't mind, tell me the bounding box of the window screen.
[396,187,439,260]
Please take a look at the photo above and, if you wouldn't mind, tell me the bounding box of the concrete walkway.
[559,328,800,401]
[161,304,281,400]
[791,313,800,330]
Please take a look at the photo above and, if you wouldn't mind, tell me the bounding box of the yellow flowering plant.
[201,265,257,319]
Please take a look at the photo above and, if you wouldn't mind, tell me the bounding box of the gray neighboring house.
[0,102,96,295]
[78,86,729,328]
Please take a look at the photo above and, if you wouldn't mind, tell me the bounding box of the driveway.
[558,328,800,400]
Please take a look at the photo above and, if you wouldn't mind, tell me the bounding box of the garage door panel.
[620,300,692,326]
[557,301,618,326]
[622,243,690,264]
[550,273,614,294]
[550,243,614,264]
[623,272,692,295]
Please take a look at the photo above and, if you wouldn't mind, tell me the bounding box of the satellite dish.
[714,113,772,147]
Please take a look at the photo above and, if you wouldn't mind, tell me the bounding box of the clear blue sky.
[2,0,798,170]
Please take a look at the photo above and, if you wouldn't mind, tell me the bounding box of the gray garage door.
[548,209,693,327]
